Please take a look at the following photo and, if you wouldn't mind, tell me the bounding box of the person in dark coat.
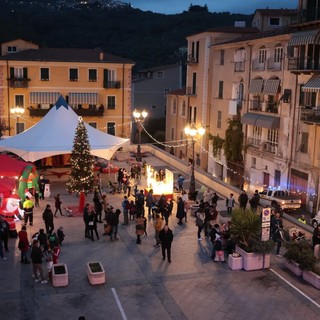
[93,191,103,223]
[38,228,49,252]
[39,174,46,200]
[42,204,54,234]
[238,190,249,210]
[249,190,260,212]
[54,194,63,217]
[159,225,173,263]
[88,210,99,241]
[0,215,10,252]
[30,239,47,284]
[83,203,90,238]
[176,197,185,225]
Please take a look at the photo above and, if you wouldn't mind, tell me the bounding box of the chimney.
[100,52,104,61]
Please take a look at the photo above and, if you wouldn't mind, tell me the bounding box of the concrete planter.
[87,262,106,285]
[284,260,303,277]
[235,246,270,271]
[52,263,68,287]
[302,270,320,289]
[228,254,243,270]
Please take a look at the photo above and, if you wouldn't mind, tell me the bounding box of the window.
[15,95,24,107]
[252,126,262,146]
[40,68,49,81]
[267,129,279,153]
[16,122,24,134]
[108,69,116,81]
[181,101,186,116]
[252,157,256,168]
[188,106,192,124]
[193,106,197,123]
[220,50,225,65]
[171,127,174,141]
[172,99,177,115]
[269,17,280,26]
[157,71,164,78]
[107,122,115,136]
[299,84,316,107]
[69,68,78,81]
[89,122,97,129]
[274,45,283,63]
[274,170,281,187]
[217,111,222,128]
[7,46,17,53]
[89,69,97,82]
[258,46,267,64]
[14,67,23,78]
[300,132,308,153]
[192,73,197,95]
[218,81,224,99]
[107,96,116,109]
[164,88,170,95]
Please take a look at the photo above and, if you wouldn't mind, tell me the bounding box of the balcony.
[103,81,121,89]
[9,78,29,88]
[252,59,266,71]
[186,86,197,96]
[234,61,245,72]
[266,58,282,71]
[288,57,320,73]
[261,141,277,154]
[29,106,104,117]
[186,54,198,64]
[247,137,261,148]
[300,107,320,123]
[249,100,262,111]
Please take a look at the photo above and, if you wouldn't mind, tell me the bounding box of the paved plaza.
[1,154,320,320]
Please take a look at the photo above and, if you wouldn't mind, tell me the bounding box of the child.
[57,226,65,246]
[214,234,225,263]
[46,250,53,280]
[52,245,60,264]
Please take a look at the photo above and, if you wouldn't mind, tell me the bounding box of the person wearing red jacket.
[18,225,30,264]
[52,245,60,264]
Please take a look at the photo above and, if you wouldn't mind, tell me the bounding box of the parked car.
[259,188,301,211]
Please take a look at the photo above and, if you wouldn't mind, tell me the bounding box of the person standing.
[145,189,155,217]
[195,208,206,240]
[42,204,54,234]
[93,191,103,223]
[0,216,10,253]
[136,190,145,217]
[177,174,185,191]
[23,196,34,226]
[153,214,163,247]
[211,192,219,207]
[52,244,60,264]
[122,196,130,225]
[57,226,65,246]
[159,225,173,263]
[54,194,63,217]
[30,239,47,284]
[83,203,90,238]
[176,197,185,225]
[18,226,30,263]
[39,174,46,200]
[110,209,121,241]
[238,190,249,210]
[225,194,235,215]
[250,190,260,212]
[88,210,99,241]
[135,214,145,244]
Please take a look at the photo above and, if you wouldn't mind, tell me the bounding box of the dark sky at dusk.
[127,0,297,15]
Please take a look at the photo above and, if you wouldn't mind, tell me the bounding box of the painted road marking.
[111,287,128,320]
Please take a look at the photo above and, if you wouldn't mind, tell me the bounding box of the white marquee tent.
[0,96,130,162]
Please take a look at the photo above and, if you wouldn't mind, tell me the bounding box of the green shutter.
[10,67,14,78]
[23,67,28,79]
[103,69,108,87]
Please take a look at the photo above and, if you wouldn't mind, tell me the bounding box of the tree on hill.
[66,117,95,194]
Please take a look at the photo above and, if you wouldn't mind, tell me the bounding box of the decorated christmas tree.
[66,117,94,193]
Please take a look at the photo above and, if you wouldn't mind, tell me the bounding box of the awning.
[263,79,280,95]
[69,93,98,104]
[302,76,320,92]
[249,79,264,94]
[241,113,280,129]
[288,30,320,46]
[30,92,60,104]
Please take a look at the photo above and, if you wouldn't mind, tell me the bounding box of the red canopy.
[0,154,30,177]
[0,177,17,197]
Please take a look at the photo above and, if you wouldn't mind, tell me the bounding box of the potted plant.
[231,208,274,271]
[86,261,106,285]
[52,263,68,287]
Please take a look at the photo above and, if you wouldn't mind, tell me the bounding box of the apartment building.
[0,39,134,147]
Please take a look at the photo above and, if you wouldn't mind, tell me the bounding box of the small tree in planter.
[230,208,274,270]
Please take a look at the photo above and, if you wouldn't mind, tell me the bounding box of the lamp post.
[10,106,24,134]
[184,123,205,200]
[133,109,148,162]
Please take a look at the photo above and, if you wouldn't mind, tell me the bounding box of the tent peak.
[55,96,69,110]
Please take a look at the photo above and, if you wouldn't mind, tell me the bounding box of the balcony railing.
[252,59,266,71]
[300,107,320,123]
[247,137,261,147]
[29,107,104,117]
[288,57,320,72]
[186,86,197,96]
[267,57,282,71]
[249,100,262,111]
[234,61,245,72]
[103,81,121,89]
[9,78,29,88]
[261,141,277,154]
[186,54,198,64]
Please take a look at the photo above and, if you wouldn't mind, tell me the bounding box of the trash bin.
[44,183,51,198]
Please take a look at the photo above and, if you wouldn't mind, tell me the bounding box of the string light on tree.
[66,116,94,193]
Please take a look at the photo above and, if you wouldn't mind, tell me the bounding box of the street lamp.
[133,109,148,162]
[10,106,24,134]
[184,123,205,200]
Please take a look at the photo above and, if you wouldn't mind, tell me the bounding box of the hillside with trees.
[0,2,252,72]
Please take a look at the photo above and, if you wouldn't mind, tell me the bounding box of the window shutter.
[10,67,14,78]
[103,69,109,87]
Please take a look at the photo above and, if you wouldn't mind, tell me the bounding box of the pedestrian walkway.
[1,153,320,320]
